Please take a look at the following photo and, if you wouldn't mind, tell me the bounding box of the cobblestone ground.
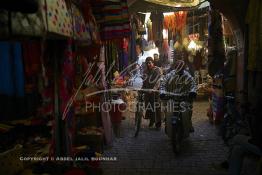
[100,100,256,175]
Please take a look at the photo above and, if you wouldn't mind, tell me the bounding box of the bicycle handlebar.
[160,92,189,101]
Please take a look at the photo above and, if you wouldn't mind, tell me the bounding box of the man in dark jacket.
[142,57,162,129]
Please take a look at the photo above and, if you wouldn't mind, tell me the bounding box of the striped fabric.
[91,0,131,40]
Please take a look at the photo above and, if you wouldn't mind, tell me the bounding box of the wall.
[209,0,248,103]
[210,0,262,112]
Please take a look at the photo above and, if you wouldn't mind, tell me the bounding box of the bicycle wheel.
[134,92,143,137]
[171,121,183,154]
[134,110,142,137]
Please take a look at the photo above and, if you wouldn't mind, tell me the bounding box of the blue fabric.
[13,42,25,97]
[0,42,25,97]
[0,42,14,95]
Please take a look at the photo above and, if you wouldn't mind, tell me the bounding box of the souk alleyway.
[100,100,256,175]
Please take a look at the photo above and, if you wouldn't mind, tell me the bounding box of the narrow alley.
[101,100,256,175]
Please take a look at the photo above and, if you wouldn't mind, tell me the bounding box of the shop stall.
[0,0,133,174]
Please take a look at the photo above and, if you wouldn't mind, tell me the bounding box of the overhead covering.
[145,0,200,7]
[128,0,206,12]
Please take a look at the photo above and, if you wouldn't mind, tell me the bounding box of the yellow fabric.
[246,0,262,71]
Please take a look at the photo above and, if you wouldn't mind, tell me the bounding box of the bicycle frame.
[162,95,191,153]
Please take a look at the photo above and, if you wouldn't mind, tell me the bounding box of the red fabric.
[22,41,41,76]
[76,45,100,60]
[60,40,75,114]
[22,41,41,92]
[110,103,126,124]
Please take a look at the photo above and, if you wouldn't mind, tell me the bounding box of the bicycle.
[220,93,251,145]
[160,93,192,154]
[134,90,144,137]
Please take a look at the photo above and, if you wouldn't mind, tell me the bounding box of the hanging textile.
[174,11,187,33]
[207,9,225,77]
[0,0,43,38]
[99,45,107,88]
[164,14,176,31]
[61,40,75,119]
[38,41,54,117]
[22,41,41,92]
[81,1,101,43]
[119,37,129,72]
[163,12,187,35]
[91,0,131,40]
[246,0,262,71]
[0,42,25,120]
[162,39,169,59]
[128,14,137,63]
[150,11,163,42]
[22,41,42,117]
[147,19,153,41]
[41,0,73,37]
[193,50,202,71]
[71,4,91,43]
[0,42,25,97]
[0,42,14,96]
[60,39,76,156]
[99,45,112,145]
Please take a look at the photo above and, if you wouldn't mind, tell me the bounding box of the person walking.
[142,57,162,129]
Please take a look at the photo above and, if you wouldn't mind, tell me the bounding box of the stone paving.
[100,100,256,175]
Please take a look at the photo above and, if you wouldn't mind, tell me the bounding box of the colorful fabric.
[212,94,224,123]
[91,0,131,40]
[81,2,101,43]
[72,4,91,42]
[110,103,125,124]
[207,9,225,76]
[41,0,73,37]
[22,41,41,93]
[150,12,163,42]
[61,40,75,116]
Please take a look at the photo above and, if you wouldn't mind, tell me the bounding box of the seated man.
[226,107,262,175]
